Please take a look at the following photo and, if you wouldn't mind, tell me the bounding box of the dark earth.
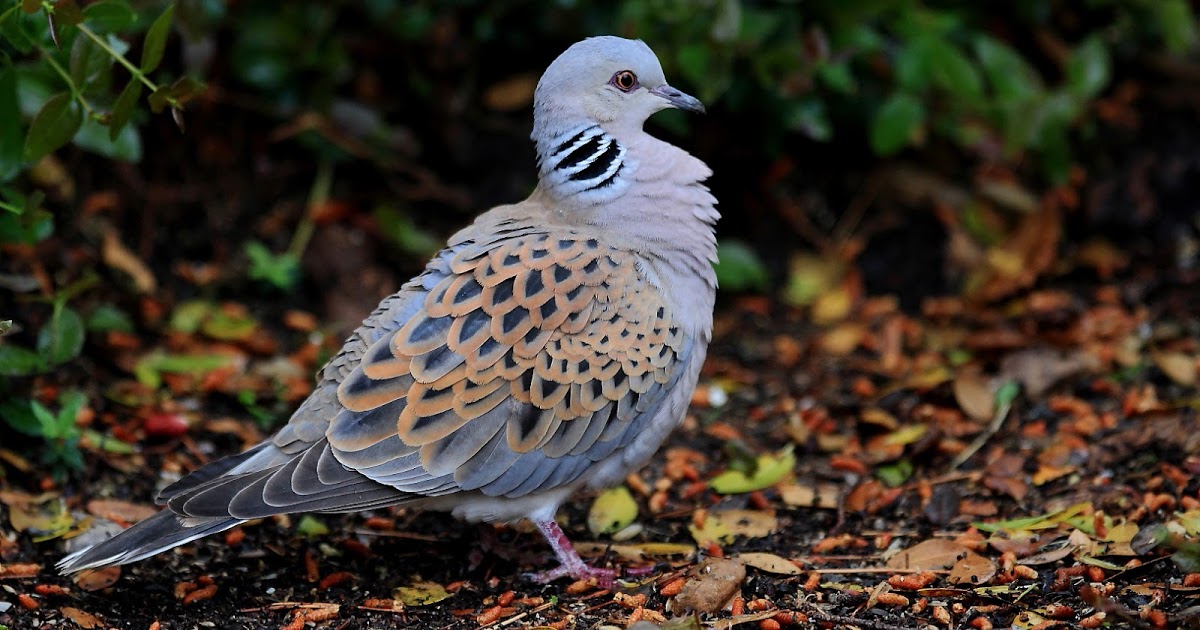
[3,19,1200,630]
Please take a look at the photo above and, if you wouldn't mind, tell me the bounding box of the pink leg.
[527,519,617,587]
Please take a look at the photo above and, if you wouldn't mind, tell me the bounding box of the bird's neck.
[530,123,720,336]
[533,123,637,206]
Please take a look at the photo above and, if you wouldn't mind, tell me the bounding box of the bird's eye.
[610,70,638,93]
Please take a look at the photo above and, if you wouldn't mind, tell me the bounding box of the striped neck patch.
[539,125,631,200]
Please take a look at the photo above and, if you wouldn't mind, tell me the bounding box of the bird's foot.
[525,562,617,588]
[528,518,617,588]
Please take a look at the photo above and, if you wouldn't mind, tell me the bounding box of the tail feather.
[57,510,241,574]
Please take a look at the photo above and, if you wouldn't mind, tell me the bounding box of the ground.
[1,247,1198,629]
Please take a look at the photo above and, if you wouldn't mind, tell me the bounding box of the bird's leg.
[527,519,617,587]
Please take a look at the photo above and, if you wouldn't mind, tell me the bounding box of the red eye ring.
[611,70,638,93]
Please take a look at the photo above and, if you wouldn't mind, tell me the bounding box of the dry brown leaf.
[60,607,105,629]
[887,539,973,571]
[953,369,995,422]
[671,557,746,614]
[947,550,997,585]
[73,566,121,591]
[736,552,802,575]
[779,482,841,509]
[999,347,1100,397]
[1152,351,1197,387]
[715,509,778,538]
[86,499,158,525]
[573,541,694,562]
[102,227,157,294]
[1017,539,1078,565]
[819,323,866,356]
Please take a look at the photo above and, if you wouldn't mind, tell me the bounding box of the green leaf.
[69,34,112,96]
[167,300,211,334]
[928,39,983,102]
[714,240,769,292]
[372,205,441,257]
[140,3,174,73]
[1065,36,1110,99]
[588,486,638,536]
[1154,0,1198,53]
[710,447,796,494]
[86,304,134,333]
[295,514,328,537]
[52,0,84,26]
[0,397,41,436]
[816,61,857,94]
[81,0,136,33]
[38,306,85,365]
[56,390,86,434]
[108,79,142,141]
[31,400,58,438]
[0,344,45,376]
[23,92,83,162]
[147,85,170,113]
[869,92,925,155]
[0,68,22,183]
[133,351,229,389]
[73,115,141,161]
[245,240,299,291]
[974,35,1042,104]
[784,98,832,142]
[894,37,934,93]
[877,459,914,487]
[81,428,135,454]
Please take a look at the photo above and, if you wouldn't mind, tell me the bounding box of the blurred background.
[1,0,1199,475]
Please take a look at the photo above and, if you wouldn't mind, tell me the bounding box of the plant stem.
[40,51,96,117]
[75,23,160,94]
[288,159,332,260]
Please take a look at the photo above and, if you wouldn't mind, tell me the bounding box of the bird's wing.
[155,221,693,519]
[323,221,695,500]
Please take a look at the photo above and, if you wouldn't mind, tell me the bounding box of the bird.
[58,35,718,585]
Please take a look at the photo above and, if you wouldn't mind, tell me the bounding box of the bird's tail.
[57,510,241,574]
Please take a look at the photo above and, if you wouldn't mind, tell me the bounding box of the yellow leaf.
[710,447,795,494]
[587,486,638,536]
[393,581,452,607]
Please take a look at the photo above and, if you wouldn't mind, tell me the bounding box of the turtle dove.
[59,36,719,585]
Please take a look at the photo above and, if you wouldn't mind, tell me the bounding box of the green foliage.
[245,240,301,292]
[0,389,87,477]
[0,295,85,376]
[0,0,200,183]
[714,239,769,292]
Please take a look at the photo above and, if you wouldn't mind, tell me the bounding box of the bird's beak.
[650,84,705,114]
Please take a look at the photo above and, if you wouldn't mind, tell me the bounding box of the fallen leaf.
[709,448,795,494]
[671,557,746,614]
[574,541,694,562]
[947,549,997,585]
[393,580,452,607]
[887,539,974,571]
[778,482,841,509]
[736,552,802,575]
[73,566,121,591]
[86,499,158,525]
[587,486,638,536]
[953,369,995,422]
[1152,351,1197,387]
[60,607,105,629]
